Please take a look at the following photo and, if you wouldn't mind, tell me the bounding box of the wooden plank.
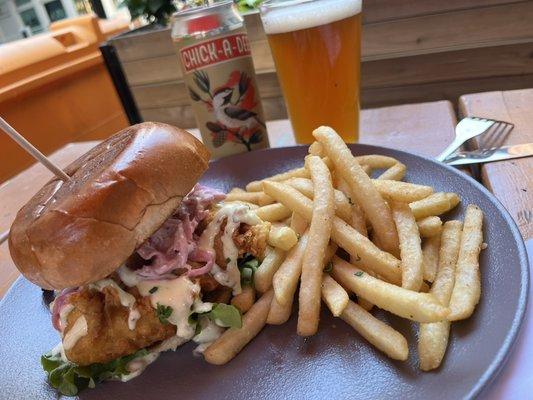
[363,0,522,23]
[363,41,533,88]
[459,89,533,239]
[363,1,533,60]
[362,73,533,110]
[0,101,457,298]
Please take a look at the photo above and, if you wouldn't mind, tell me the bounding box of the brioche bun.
[9,122,210,290]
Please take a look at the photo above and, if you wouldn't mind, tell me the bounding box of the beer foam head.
[261,0,362,35]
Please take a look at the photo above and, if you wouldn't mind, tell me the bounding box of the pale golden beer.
[261,0,362,143]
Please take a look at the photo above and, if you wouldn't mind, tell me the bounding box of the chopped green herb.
[354,271,364,277]
[188,303,242,333]
[348,197,354,206]
[149,286,158,294]
[41,348,148,396]
[225,257,231,264]
[238,254,260,286]
[156,303,173,324]
[323,261,333,273]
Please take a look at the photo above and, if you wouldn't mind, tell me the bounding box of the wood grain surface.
[0,101,456,298]
[459,89,533,239]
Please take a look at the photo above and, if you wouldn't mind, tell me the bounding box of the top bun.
[9,122,210,290]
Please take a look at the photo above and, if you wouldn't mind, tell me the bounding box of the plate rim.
[1,143,528,399]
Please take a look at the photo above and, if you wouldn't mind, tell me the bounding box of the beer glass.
[260,0,362,143]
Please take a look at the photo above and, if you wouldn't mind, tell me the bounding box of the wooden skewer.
[0,230,8,245]
[0,116,70,181]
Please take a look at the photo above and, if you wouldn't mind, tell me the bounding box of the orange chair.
[0,15,130,183]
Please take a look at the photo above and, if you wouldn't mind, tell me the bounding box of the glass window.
[19,8,43,33]
[14,0,31,7]
[44,0,66,22]
[74,0,92,14]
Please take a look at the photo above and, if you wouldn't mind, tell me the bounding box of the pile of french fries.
[204,126,485,372]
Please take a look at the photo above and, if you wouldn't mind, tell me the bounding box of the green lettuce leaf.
[41,348,148,396]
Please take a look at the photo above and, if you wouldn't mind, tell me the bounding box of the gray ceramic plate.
[0,144,528,400]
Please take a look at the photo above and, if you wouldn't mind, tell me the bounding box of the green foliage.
[41,349,149,396]
[120,0,176,24]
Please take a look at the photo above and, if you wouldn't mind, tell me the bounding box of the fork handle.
[436,138,467,162]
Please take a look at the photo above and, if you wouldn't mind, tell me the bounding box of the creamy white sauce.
[199,203,261,295]
[88,279,139,330]
[58,303,74,333]
[121,352,160,382]
[63,316,88,351]
[192,316,224,355]
[137,276,200,339]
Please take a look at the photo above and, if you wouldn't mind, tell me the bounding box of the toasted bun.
[9,122,210,290]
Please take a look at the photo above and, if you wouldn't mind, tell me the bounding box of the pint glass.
[260,0,362,143]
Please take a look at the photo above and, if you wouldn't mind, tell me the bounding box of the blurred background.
[1,0,533,182]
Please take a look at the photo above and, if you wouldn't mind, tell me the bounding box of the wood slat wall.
[109,0,533,127]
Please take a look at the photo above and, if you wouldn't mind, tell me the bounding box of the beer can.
[171,1,269,158]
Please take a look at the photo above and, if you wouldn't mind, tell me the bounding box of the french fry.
[341,301,409,361]
[254,247,286,293]
[226,191,274,206]
[391,201,423,291]
[231,285,256,314]
[432,220,463,305]
[286,177,352,223]
[321,274,349,316]
[267,295,293,325]
[313,126,400,255]
[268,225,298,251]
[377,162,407,181]
[448,205,484,321]
[354,155,398,169]
[245,158,333,192]
[298,156,335,336]
[331,257,449,323]
[410,192,460,220]
[290,211,308,235]
[335,177,367,236]
[417,216,443,238]
[263,181,401,285]
[204,290,274,365]
[373,180,433,202]
[419,220,463,371]
[422,234,441,283]
[255,203,292,222]
[308,141,324,156]
[272,232,309,305]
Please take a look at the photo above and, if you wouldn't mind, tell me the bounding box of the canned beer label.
[174,29,269,158]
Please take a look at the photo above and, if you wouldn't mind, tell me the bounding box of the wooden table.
[0,100,456,298]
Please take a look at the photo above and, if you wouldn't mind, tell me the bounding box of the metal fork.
[436,117,513,162]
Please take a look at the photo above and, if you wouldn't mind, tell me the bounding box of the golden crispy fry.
[254,247,286,293]
[321,274,349,316]
[391,201,423,291]
[331,257,449,323]
[410,192,460,220]
[308,141,324,156]
[417,216,443,238]
[419,220,463,371]
[272,232,308,305]
[335,177,367,236]
[263,181,402,285]
[298,156,335,336]
[341,301,409,361]
[422,234,441,283]
[433,221,463,305]
[377,162,407,181]
[204,290,274,365]
[268,225,298,251]
[267,295,293,325]
[449,205,484,321]
[353,155,398,169]
[313,126,400,255]
[231,285,256,314]
[373,180,433,202]
[255,203,292,222]
[226,191,274,206]
[286,177,352,223]
[290,211,308,235]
